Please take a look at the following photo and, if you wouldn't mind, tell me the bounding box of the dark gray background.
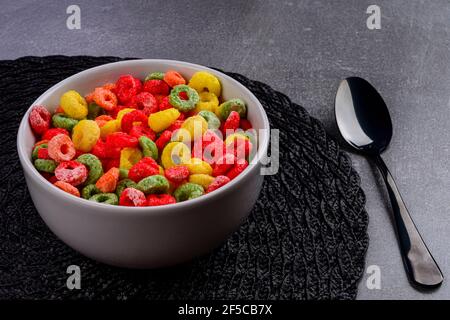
[1,0,449,299]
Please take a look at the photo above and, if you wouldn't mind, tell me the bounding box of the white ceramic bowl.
[17,59,270,268]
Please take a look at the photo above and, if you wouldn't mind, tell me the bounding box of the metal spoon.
[334,76,443,288]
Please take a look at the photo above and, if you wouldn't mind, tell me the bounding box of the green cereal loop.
[32,143,47,160]
[87,102,103,120]
[198,110,221,130]
[89,193,118,205]
[76,153,103,185]
[139,136,158,160]
[174,183,204,202]
[52,113,79,132]
[34,159,57,173]
[145,72,164,81]
[81,184,99,199]
[119,168,129,179]
[169,85,200,112]
[116,179,137,197]
[136,175,170,194]
[219,98,247,120]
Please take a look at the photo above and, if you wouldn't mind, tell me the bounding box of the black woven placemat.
[0,56,368,300]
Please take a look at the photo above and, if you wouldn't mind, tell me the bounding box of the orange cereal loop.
[93,87,118,111]
[163,70,186,87]
[54,181,80,197]
[102,83,116,91]
[95,167,120,193]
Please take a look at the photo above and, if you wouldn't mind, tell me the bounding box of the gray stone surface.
[1,0,449,300]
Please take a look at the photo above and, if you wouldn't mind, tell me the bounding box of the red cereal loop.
[143,79,170,96]
[223,111,240,133]
[206,175,231,193]
[134,92,158,115]
[106,132,138,149]
[37,148,50,159]
[121,110,148,133]
[167,119,184,132]
[164,165,189,183]
[226,160,249,180]
[29,105,51,135]
[128,157,160,182]
[146,194,176,206]
[129,124,156,141]
[212,153,236,177]
[55,160,88,186]
[48,134,76,162]
[54,181,81,197]
[163,70,186,87]
[91,139,108,159]
[42,128,69,141]
[95,167,120,193]
[155,130,172,151]
[93,87,118,111]
[158,96,171,111]
[115,75,142,104]
[239,119,253,130]
[119,187,147,206]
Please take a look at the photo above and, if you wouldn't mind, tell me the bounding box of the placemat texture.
[0,56,368,300]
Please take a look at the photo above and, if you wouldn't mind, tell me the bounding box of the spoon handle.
[373,155,443,287]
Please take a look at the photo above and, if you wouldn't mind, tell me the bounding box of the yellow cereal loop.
[185,158,212,175]
[188,71,221,97]
[193,92,219,113]
[72,120,100,152]
[60,90,88,120]
[188,174,215,190]
[120,147,143,170]
[161,142,191,169]
[148,108,180,133]
[180,115,208,141]
[100,119,120,139]
[225,133,250,146]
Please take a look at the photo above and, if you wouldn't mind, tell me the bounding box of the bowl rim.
[17,59,270,215]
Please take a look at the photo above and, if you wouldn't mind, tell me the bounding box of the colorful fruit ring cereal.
[34,159,57,173]
[169,85,200,112]
[143,79,170,96]
[60,90,88,120]
[81,184,99,199]
[138,136,158,160]
[93,87,118,111]
[48,134,76,162]
[136,175,170,194]
[161,142,191,169]
[52,113,79,132]
[164,165,189,183]
[55,160,88,186]
[146,194,176,206]
[206,175,231,193]
[148,108,180,133]
[72,120,100,152]
[95,167,120,193]
[198,110,221,130]
[54,180,80,197]
[173,183,204,202]
[144,71,165,81]
[119,187,147,206]
[217,98,247,120]
[29,105,51,135]
[119,147,143,170]
[76,153,104,185]
[128,157,160,182]
[163,70,186,87]
[188,71,221,97]
[89,193,119,205]
[121,110,148,133]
